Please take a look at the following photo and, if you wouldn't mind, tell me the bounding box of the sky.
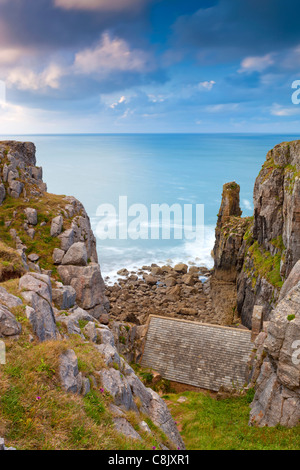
[0,0,300,133]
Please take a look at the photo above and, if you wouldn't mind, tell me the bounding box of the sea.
[1,133,298,282]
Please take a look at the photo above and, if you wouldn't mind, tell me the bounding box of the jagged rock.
[279,260,300,301]
[82,377,91,397]
[0,286,23,309]
[19,273,52,303]
[61,242,88,266]
[52,248,65,265]
[52,285,76,310]
[20,273,58,342]
[147,388,185,450]
[59,349,83,394]
[50,215,63,237]
[0,183,5,205]
[249,278,300,427]
[113,417,141,441]
[28,253,39,262]
[97,327,115,347]
[24,208,37,226]
[0,304,21,337]
[95,343,121,368]
[174,263,188,274]
[57,263,109,318]
[58,229,74,252]
[24,293,57,342]
[9,180,23,198]
[100,368,136,411]
[83,321,98,343]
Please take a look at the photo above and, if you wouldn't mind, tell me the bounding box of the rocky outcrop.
[249,268,300,427]
[0,304,21,337]
[213,141,300,329]
[0,140,109,318]
[20,273,59,342]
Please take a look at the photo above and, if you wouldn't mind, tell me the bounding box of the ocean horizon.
[1,133,299,281]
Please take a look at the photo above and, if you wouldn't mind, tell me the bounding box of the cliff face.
[213,141,300,428]
[213,141,300,329]
[248,262,300,428]
[0,140,109,320]
[0,141,184,450]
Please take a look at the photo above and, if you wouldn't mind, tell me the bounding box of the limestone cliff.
[213,141,300,329]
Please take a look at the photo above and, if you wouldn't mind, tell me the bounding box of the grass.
[0,193,74,280]
[0,313,172,450]
[166,391,300,450]
[246,241,284,289]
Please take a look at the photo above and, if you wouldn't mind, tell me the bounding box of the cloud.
[74,33,151,75]
[242,199,253,211]
[198,80,215,91]
[270,103,300,117]
[0,48,25,66]
[110,95,126,108]
[239,54,274,73]
[172,0,300,63]
[54,0,148,12]
[206,103,239,113]
[6,64,65,91]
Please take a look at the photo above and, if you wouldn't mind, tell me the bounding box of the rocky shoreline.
[105,262,243,327]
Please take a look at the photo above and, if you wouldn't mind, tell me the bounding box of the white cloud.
[198,80,215,91]
[271,103,300,117]
[206,103,239,113]
[6,64,65,91]
[54,0,146,12]
[0,48,24,66]
[110,96,126,108]
[242,199,253,211]
[74,33,150,75]
[239,54,274,73]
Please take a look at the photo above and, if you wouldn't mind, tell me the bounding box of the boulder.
[61,242,88,267]
[52,285,76,310]
[0,305,21,337]
[57,263,109,317]
[59,349,82,394]
[0,183,6,205]
[50,215,63,237]
[100,368,136,411]
[113,417,141,441]
[174,264,188,274]
[0,286,23,309]
[52,248,65,265]
[58,229,74,252]
[24,208,37,226]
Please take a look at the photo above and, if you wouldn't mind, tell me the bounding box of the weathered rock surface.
[0,286,23,309]
[212,142,300,329]
[61,242,88,266]
[249,275,300,427]
[59,349,83,394]
[20,273,58,342]
[0,304,21,337]
[58,263,109,319]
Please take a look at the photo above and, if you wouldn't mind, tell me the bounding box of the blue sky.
[0,0,300,133]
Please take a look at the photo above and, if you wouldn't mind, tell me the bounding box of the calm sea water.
[1,134,298,280]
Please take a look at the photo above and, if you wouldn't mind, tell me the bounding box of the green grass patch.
[166,392,300,450]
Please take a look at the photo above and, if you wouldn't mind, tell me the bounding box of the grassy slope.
[0,281,170,451]
[165,391,300,450]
